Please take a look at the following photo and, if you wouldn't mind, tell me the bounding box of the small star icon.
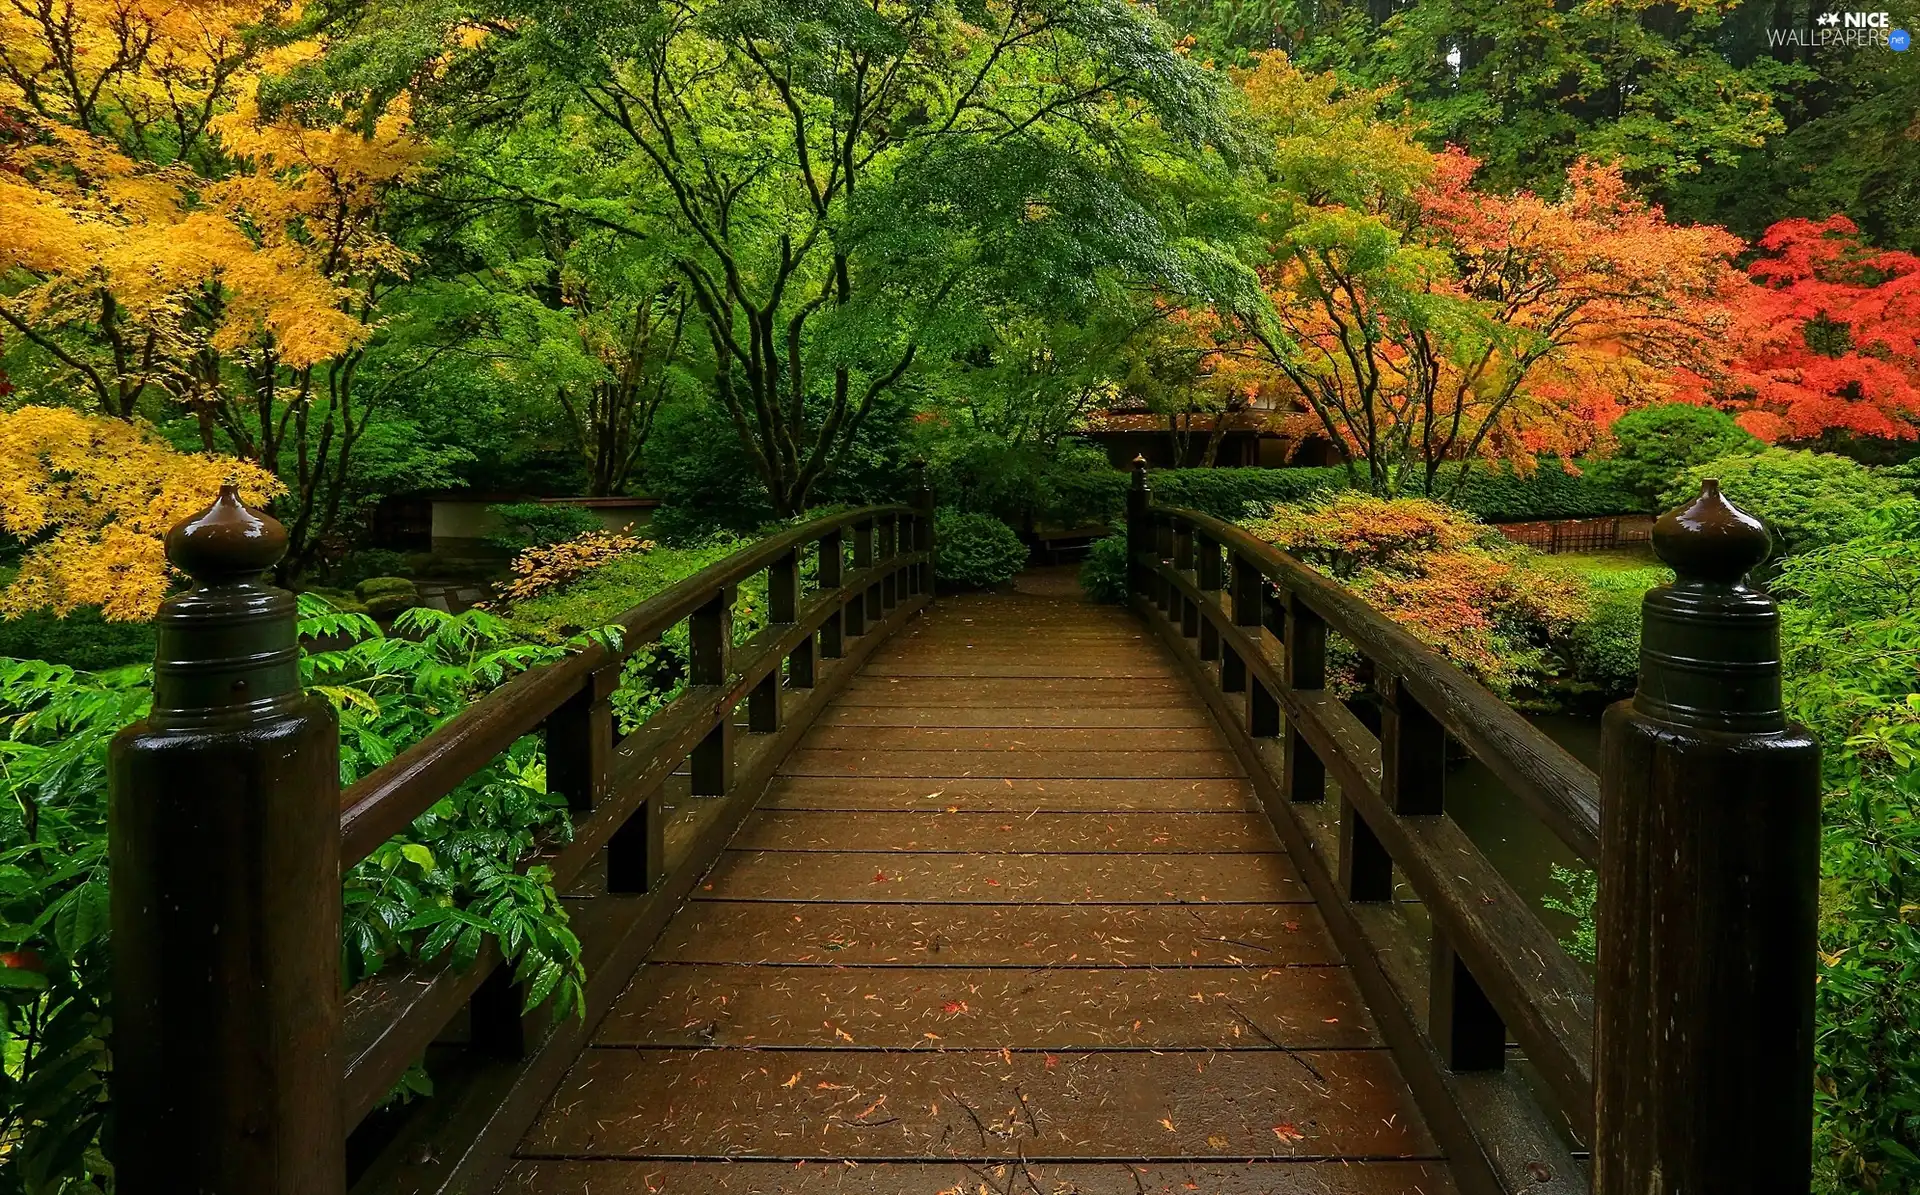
[1817,10,1840,24]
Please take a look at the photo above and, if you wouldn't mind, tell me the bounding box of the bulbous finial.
[1131,454,1149,487]
[1651,480,1770,586]
[164,485,288,585]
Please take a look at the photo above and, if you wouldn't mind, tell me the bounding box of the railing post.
[752,551,798,734]
[848,518,872,637]
[1380,675,1444,816]
[1595,481,1820,1195]
[915,459,937,599]
[1195,534,1221,662]
[689,587,733,795]
[1222,553,1260,694]
[1281,593,1326,804]
[818,530,845,658]
[1126,456,1151,602]
[109,486,345,1193]
[547,662,619,814]
[879,514,898,610]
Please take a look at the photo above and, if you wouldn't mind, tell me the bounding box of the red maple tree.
[1683,216,1920,442]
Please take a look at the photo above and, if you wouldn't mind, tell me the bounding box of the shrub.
[1240,493,1588,697]
[1587,403,1762,508]
[1537,556,1673,700]
[495,532,655,605]
[329,548,412,587]
[1664,449,1916,560]
[1078,530,1130,603]
[486,501,605,553]
[503,537,756,641]
[354,575,421,618]
[0,605,157,670]
[933,510,1028,588]
[1442,460,1642,520]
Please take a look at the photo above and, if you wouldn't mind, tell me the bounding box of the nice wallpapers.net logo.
[1768,11,1912,49]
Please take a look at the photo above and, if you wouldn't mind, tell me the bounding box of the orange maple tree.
[1233,55,1746,495]
[1674,216,1920,443]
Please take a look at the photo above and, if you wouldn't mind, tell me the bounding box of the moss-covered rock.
[352,576,419,617]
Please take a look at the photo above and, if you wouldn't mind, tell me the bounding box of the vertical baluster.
[876,514,892,611]
[1221,553,1260,694]
[1127,457,1152,603]
[109,488,344,1193]
[751,550,799,734]
[689,588,733,796]
[546,662,619,814]
[468,958,528,1059]
[914,459,936,599]
[1173,521,1195,573]
[1380,675,1445,815]
[1153,513,1174,613]
[849,518,874,636]
[1281,593,1326,803]
[1430,928,1505,1071]
[1338,800,1393,901]
[1195,534,1221,662]
[818,529,845,659]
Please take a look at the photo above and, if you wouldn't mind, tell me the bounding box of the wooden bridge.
[108,469,1821,1195]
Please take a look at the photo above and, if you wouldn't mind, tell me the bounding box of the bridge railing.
[1125,460,1820,1195]
[108,491,933,1194]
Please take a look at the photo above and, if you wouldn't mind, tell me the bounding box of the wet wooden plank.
[649,903,1340,966]
[734,810,1276,853]
[817,706,1215,728]
[836,678,1193,706]
[800,726,1224,751]
[779,749,1243,779]
[761,777,1251,812]
[699,851,1306,903]
[862,664,1181,678]
[501,1159,1459,1194]
[519,1048,1437,1161]
[599,964,1379,1049]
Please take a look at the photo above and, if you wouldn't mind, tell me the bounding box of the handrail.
[339,503,918,866]
[1125,469,1595,1192]
[329,499,933,1184]
[1162,506,1602,862]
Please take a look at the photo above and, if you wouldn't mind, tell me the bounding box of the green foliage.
[1538,556,1673,701]
[1665,450,1918,561]
[0,604,609,1191]
[933,510,1028,589]
[1542,865,1598,966]
[1587,404,1762,510]
[486,502,604,554]
[505,538,756,642]
[0,606,156,672]
[1078,531,1131,604]
[328,548,414,588]
[1770,533,1920,1192]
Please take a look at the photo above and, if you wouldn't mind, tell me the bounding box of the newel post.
[1126,455,1151,600]
[1595,480,1820,1195]
[109,486,345,1192]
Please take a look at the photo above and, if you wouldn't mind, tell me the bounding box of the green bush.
[1586,403,1762,508]
[1078,530,1130,603]
[1769,533,1920,1191]
[1049,462,1641,528]
[505,537,758,641]
[1537,555,1672,700]
[355,576,422,618]
[329,548,413,587]
[1664,449,1917,560]
[486,501,604,553]
[0,606,157,671]
[933,509,1028,588]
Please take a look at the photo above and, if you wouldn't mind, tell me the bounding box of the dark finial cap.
[1131,454,1149,487]
[165,484,288,585]
[1651,479,1770,584]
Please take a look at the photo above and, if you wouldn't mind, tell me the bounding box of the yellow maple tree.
[0,406,282,620]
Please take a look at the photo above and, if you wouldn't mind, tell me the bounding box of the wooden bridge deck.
[501,580,1455,1194]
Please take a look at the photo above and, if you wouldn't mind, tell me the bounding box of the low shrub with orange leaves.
[493,530,655,605]
[1242,493,1589,697]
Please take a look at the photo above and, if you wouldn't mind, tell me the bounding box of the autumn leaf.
[1273,1123,1306,1143]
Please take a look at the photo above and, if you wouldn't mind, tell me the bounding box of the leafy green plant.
[1078,530,1130,603]
[486,502,604,554]
[0,607,156,672]
[0,603,610,1192]
[933,510,1028,588]
[1664,449,1917,562]
[1542,865,1598,965]
[1538,556,1672,700]
[1587,403,1762,509]
[1770,533,1920,1192]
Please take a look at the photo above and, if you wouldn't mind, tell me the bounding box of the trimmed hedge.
[1055,462,1642,525]
[934,510,1028,588]
[0,606,157,671]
